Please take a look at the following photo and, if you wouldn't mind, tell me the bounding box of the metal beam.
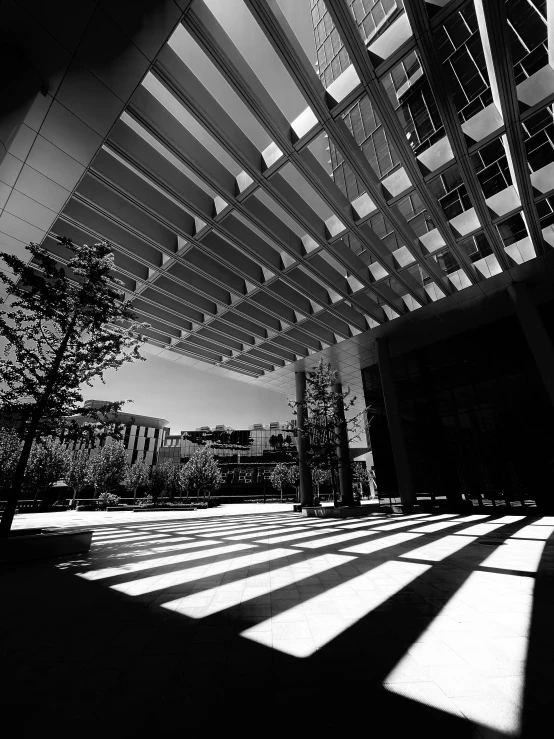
[474,0,545,256]
[324,0,483,279]
[243,0,457,297]
[79,148,373,361]
[403,0,512,271]
[105,117,388,332]
[134,69,413,316]
[183,7,447,300]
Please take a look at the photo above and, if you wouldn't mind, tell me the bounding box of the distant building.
[158,421,296,466]
[65,400,169,466]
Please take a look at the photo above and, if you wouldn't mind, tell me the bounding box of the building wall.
[362,310,554,508]
[66,423,166,466]
[159,423,296,464]
[310,0,551,289]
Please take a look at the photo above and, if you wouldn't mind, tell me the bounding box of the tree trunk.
[0,313,78,536]
[133,486,137,503]
[330,461,338,508]
[0,425,38,536]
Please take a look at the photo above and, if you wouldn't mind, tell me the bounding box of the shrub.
[98,492,121,507]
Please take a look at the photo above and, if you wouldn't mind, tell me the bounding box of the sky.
[81,354,292,435]
[82,0,335,435]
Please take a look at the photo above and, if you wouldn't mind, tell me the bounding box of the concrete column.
[0,40,41,167]
[508,282,554,408]
[376,337,416,509]
[333,381,354,506]
[295,371,313,507]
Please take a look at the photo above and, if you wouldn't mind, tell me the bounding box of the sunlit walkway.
[2,505,553,738]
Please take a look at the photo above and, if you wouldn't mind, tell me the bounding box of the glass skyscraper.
[311,0,550,293]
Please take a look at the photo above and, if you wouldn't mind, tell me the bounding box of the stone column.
[295,371,313,507]
[333,381,354,506]
[376,338,416,510]
[508,282,554,408]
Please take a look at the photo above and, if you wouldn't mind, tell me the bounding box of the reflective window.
[522,105,554,173]
[471,138,513,199]
[496,212,528,246]
[429,164,471,220]
[381,50,444,157]
[434,5,493,124]
[506,0,547,84]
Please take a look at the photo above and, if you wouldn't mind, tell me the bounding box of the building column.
[376,337,416,510]
[333,381,354,506]
[295,371,313,507]
[0,39,41,167]
[508,282,554,408]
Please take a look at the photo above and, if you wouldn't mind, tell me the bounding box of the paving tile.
[452,695,520,735]
[408,642,469,667]
[460,648,526,677]
[4,505,553,739]
[381,654,434,683]
[272,638,316,657]
[302,600,341,615]
[384,681,464,718]
[272,621,312,640]
[235,605,272,620]
[425,664,508,699]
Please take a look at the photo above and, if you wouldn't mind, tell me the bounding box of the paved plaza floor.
[1,504,553,738]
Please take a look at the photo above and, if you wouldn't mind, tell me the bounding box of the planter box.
[0,528,93,564]
[303,505,377,519]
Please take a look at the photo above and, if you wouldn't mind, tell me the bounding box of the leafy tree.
[311,466,331,499]
[287,464,300,502]
[22,438,69,500]
[269,434,277,450]
[353,463,370,490]
[124,456,150,502]
[180,447,222,503]
[62,401,134,450]
[0,238,145,535]
[177,465,190,501]
[64,449,91,504]
[0,428,21,490]
[148,461,175,502]
[87,442,127,498]
[289,359,360,508]
[165,465,182,502]
[269,462,290,502]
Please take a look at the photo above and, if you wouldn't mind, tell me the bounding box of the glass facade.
[434,4,493,125]
[159,423,297,464]
[310,0,458,304]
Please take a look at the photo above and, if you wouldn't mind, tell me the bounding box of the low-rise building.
[65,400,169,466]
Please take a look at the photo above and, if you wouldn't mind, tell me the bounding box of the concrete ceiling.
[2,0,554,417]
